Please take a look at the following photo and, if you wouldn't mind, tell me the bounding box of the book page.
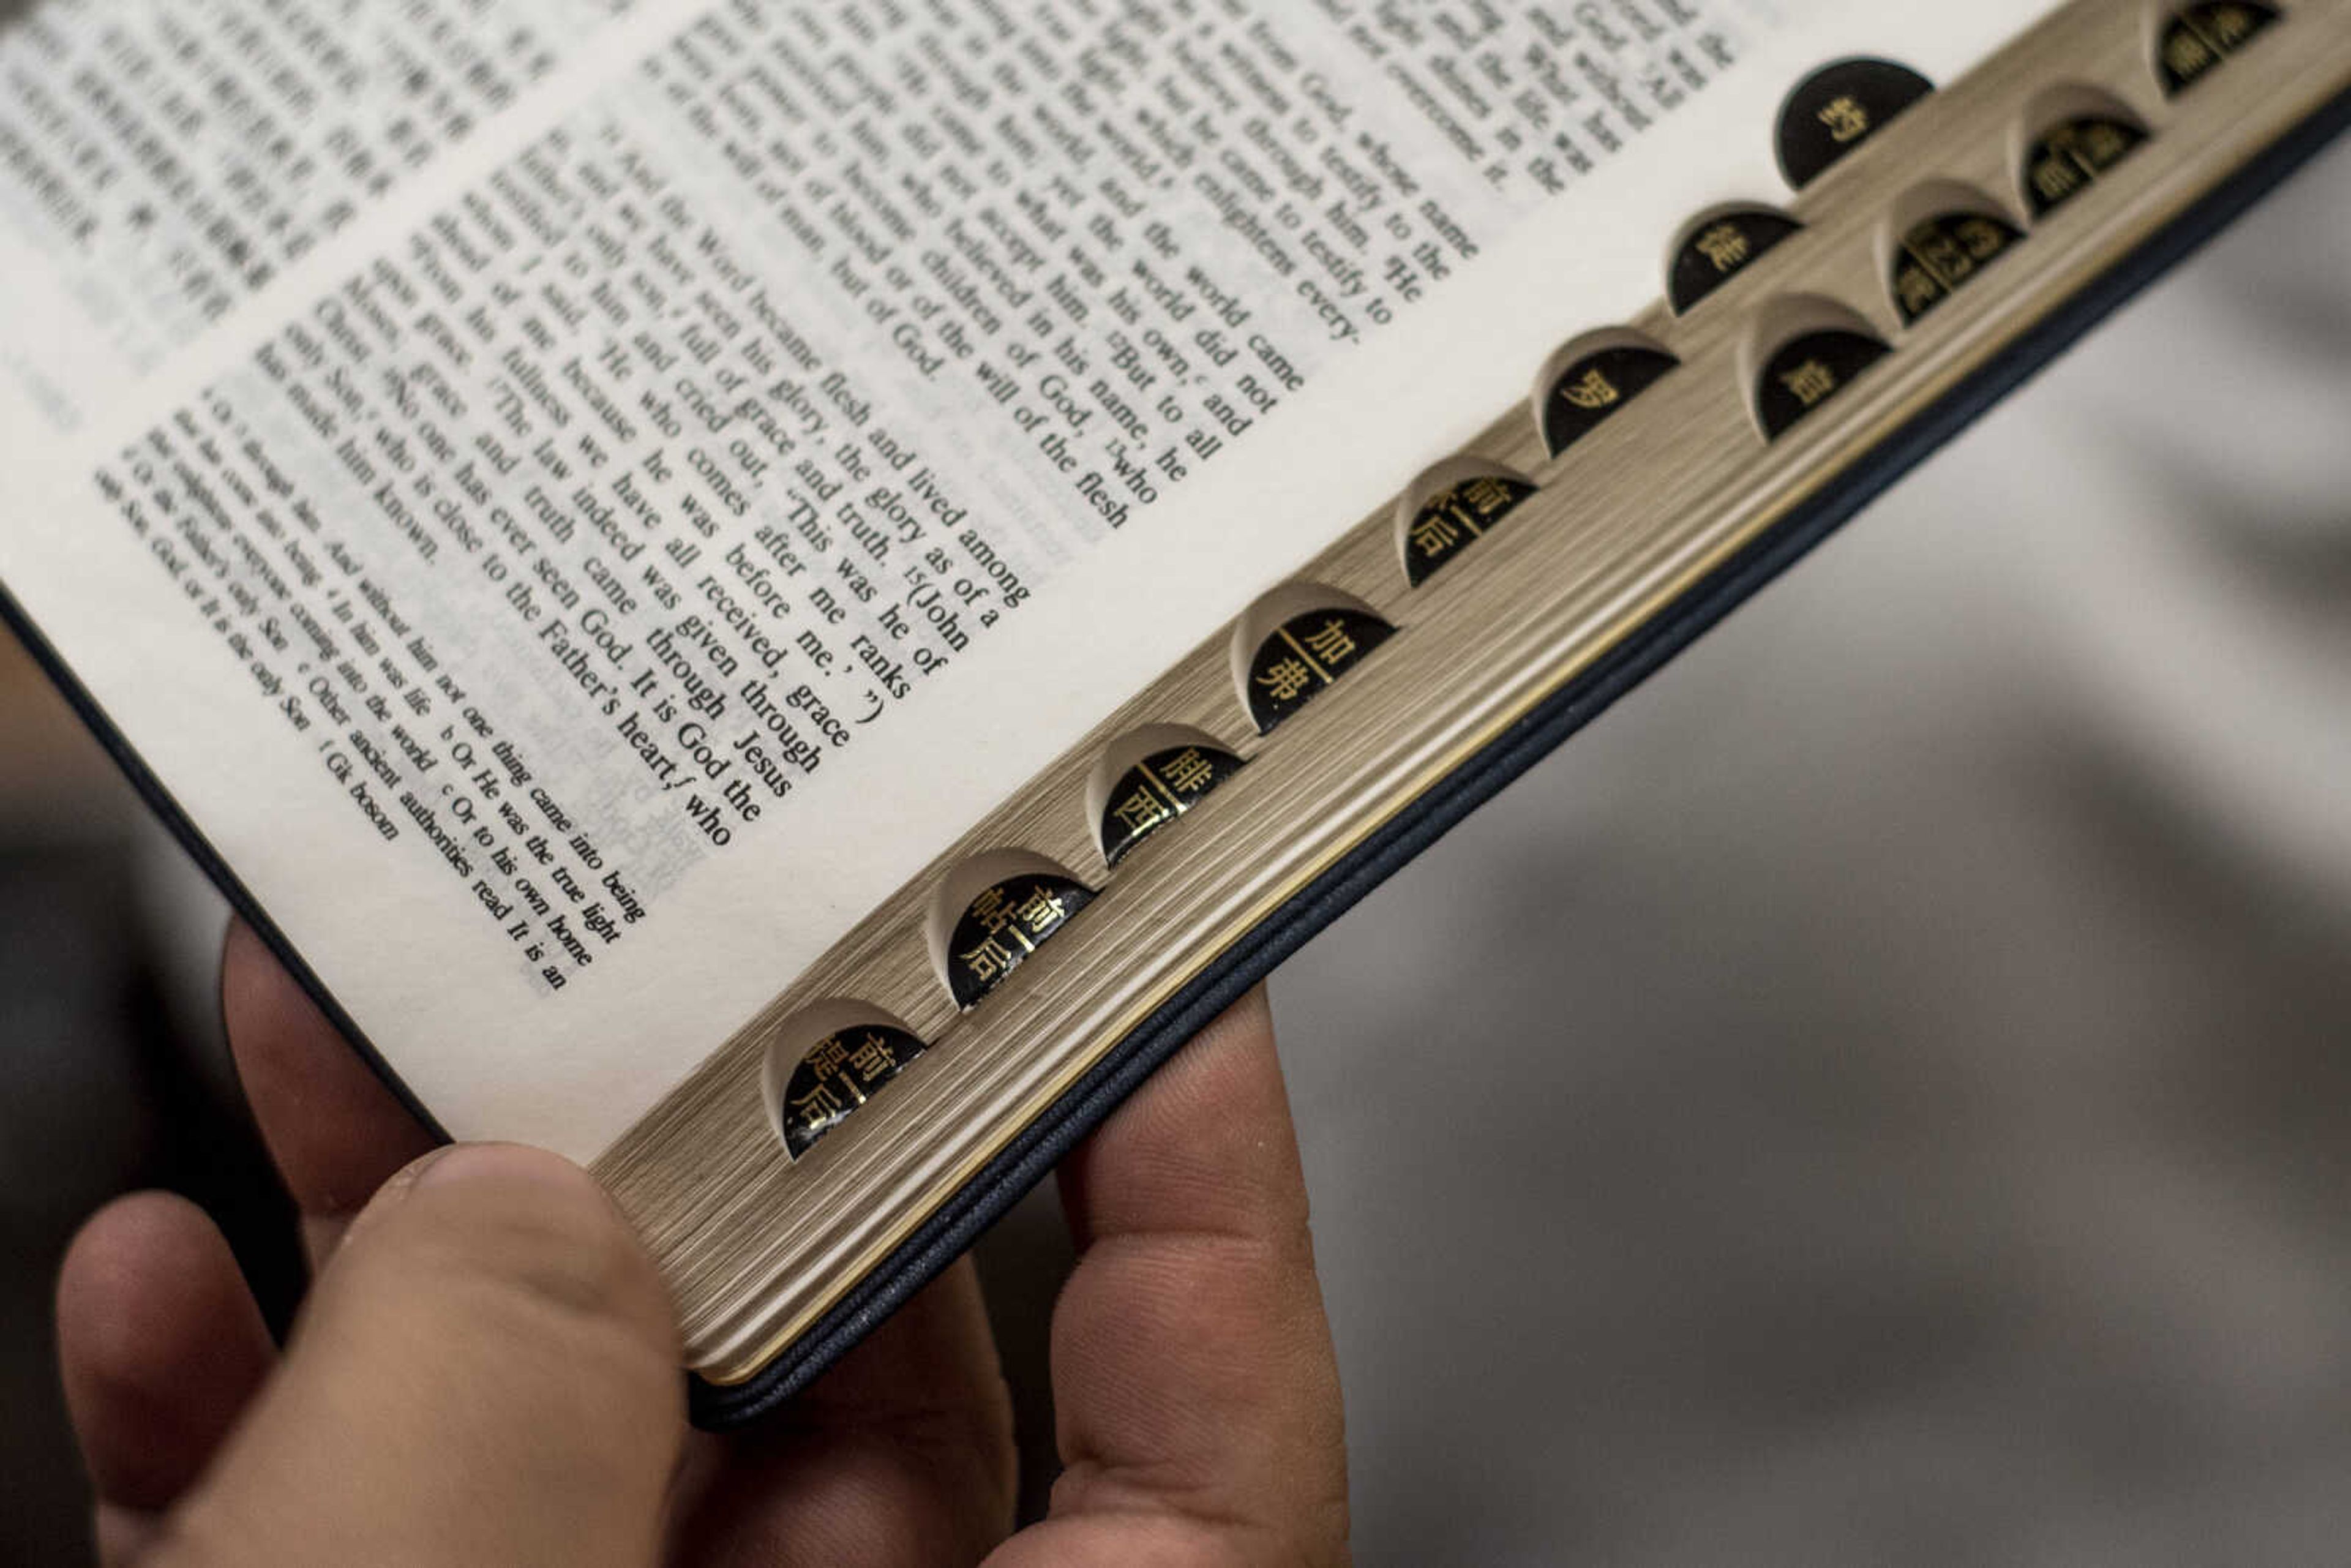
[0,0,2056,1159]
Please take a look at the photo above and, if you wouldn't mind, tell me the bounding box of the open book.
[1,0,2342,1421]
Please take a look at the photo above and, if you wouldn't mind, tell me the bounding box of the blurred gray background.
[1272,138,2351,1562]
[4,43,2349,1568]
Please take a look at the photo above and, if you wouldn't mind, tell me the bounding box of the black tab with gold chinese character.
[779,1025,929,1159]
[1891,211,2023,324]
[2022,115,2147,216]
[1540,345,1678,456]
[1755,329,1890,440]
[1247,609,1395,734]
[1099,744,1246,866]
[1404,473,1537,587]
[947,873,1097,1009]
[1670,209,1802,313]
[1776,59,1935,188]
[2159,2,2280,95]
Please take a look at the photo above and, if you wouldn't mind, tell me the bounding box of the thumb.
[162,1143,685,1566]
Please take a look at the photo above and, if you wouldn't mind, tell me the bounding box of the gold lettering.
[1459,476,1520,517]
[1818,94,1870,143]
[1779,358,1838,408]
[967,883,1016,935]
[2080,121,2133,167]
[1911,226,1974,285]
[1300,617,1359,667]
[2031,154,2085,206]
[1256,655,1317,703]
[1158,747,1220,797]
[789,1080,850,1123]
[1693,220,1751,273]
[1015,885,1068,936]
[1112,785,1173,838]
[959,934,1018,984]
[1560,366,1620,411]
[2164,29,2217,79]
[1954,217,2011,260]
[1409,508,1465,561]
[847,1032,900,1084]
[804,1035,850,1078]
[1894,263,1943,317]
[2208,6,2259,45]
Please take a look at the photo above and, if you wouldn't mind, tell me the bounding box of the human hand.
[56,923,1349,1564]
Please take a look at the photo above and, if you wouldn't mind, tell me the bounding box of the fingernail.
[369,1144,457,1201]
[412,1141,592,1196]
[335,1145,456,1249]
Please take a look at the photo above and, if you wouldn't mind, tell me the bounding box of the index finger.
[220,921,439,1258]
[1027,988,1351,1562]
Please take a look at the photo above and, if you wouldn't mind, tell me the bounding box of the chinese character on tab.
[1112,786,1173,839]
[2031,154,2085,208]
[1159,747,1221,797]
[1894,264,1943,318]
[2079,121,2132,165]
[1779,359,1838,408]
[847,1033,901,1085]
[1560,366,1621,410]
[2208,5,2260,45]
[1911,226,1973,285]
[2164,29,2217,80]
[1257,656,1318,704]
[789,1081,851,1124]
[1954,217,2011,260]
[967,884,1016,935]
[1817,94,1871,143]
[1409,509,1466,562]
[1300,618,1359,667]
[1458,477,1518,517]
[1693,221,1751,273]
[1014,885,1069,936]
[804,1036,850,1079]
[959,936,1018,986]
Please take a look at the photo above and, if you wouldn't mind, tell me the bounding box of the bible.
[0,0,2342,1424]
